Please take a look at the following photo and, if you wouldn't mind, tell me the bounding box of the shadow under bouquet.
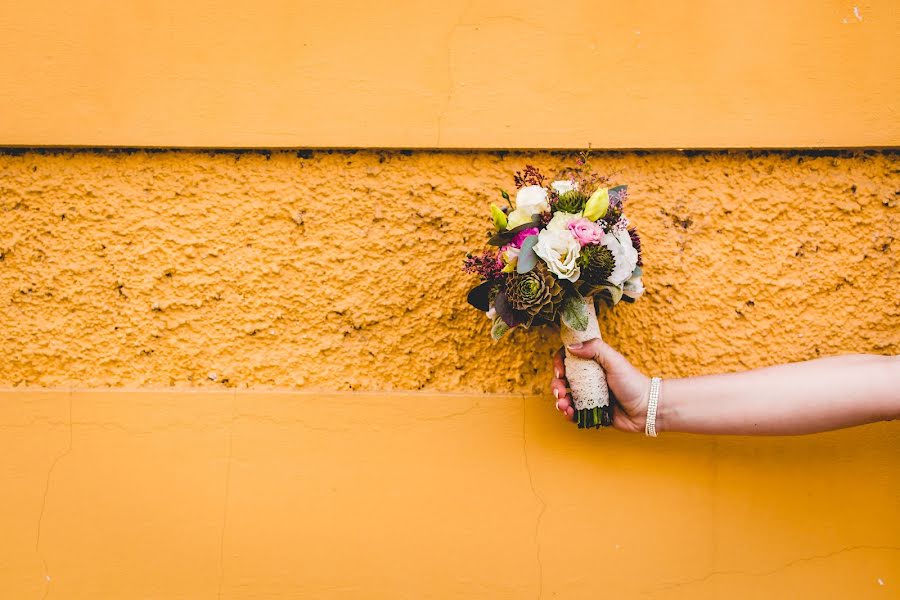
[464,161,644,429]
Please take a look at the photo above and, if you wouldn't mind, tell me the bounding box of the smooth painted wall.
[0,1,898,148]
[1,389,898,599]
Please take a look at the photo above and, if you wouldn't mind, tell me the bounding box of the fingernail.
[553,389,559,400]
[554,369,560,379]
[566,342,583,350]
[555,402,561,412]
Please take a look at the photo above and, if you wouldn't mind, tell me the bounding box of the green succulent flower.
[505,262,565,323]
[577,244,615,285]
[554,190,588,214]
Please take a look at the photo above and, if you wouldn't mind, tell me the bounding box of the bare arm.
[657,354,899,435]
[552,342,900,436]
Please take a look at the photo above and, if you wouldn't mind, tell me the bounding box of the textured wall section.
[1,1,899,148]
[0,150,897,391]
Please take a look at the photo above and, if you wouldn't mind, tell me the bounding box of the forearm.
[656,354,900,435]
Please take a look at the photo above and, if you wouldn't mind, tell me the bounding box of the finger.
[565,406,575,421]
[556,393,572,413]
[564,338,604,361]
[553,347,566,379]
[564,338,621,372]
[551,379,568,402]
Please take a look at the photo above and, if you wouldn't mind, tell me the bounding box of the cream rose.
[534,227,582,282]
[515,185,550,215]
[545,211,581,232]
[603,229,639,285]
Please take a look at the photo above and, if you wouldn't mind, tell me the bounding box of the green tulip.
[583,187,609,221]
[490,204,508,230]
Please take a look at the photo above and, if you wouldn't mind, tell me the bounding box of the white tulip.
[506,207,534,230]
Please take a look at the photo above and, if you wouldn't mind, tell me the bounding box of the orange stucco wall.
[0,1,898,148]
[1,150,896,390]
[0,149,898,598]
[1,1,898,597]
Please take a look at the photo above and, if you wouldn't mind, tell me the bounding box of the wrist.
[653,378,676,434]
[654,378,665,433]
[635,376,652,433]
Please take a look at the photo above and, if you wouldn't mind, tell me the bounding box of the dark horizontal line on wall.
[0,146,898,158]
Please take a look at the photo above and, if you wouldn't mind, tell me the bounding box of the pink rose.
[510,227,539,248]
[568,218,604,246]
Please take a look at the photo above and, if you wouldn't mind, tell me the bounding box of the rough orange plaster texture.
[0,150,897,390]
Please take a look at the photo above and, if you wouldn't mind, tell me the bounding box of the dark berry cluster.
[513,164,546,189]
[463,250,503,280]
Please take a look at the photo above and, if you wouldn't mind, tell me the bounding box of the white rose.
[545,211,581,232]
[515,185,550,215]
[551,179,579,196]
[534,228,582,282]
[603,229,639,285]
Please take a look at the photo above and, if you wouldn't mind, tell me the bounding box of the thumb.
[566,338,617,370]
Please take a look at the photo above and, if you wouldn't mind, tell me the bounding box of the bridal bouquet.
[463,160,644,429]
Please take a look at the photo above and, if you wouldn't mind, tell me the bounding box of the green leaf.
[487,217,540,246]
[601,284,624,306]
[500,188,510,201]
[515,235,539,274]
[466,281,495,312]
[491,317,511,340]
[560,292,589,332]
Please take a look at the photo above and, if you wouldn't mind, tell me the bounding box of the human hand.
[550,340,651,433]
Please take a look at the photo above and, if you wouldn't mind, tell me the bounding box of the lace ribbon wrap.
[559,296,612,428]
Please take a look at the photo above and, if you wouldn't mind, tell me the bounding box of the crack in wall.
[412,403,479,422]
[4,420,226,435]
[232,412,350,433]
[229,402,480,431]
[646,544,900,594]
[35,388,73,600]
[522,395,546,600]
